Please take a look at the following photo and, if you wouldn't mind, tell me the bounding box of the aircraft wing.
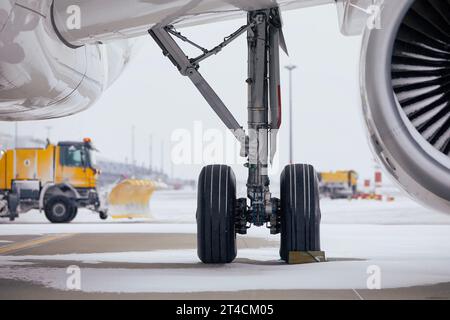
[52,0,333,47]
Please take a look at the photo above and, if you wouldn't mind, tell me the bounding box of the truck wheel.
[280,164,322,262]
[44,196,76,223]
[7,193,19,221]
[67,207,78,222]
[99,210,108,220]
[197,165,237,264]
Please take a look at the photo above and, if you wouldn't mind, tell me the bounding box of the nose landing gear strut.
[150,8,322,264]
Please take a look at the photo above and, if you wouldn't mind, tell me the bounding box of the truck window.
[60,145,86,167]
[87,148,96,167]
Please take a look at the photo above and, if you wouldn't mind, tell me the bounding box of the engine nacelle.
[361,0,450,213]
[0,0,132,121]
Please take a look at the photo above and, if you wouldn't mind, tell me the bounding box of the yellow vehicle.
[318,170,359,199]
[0,139,107,222]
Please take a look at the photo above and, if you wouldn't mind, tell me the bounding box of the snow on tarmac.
[0,191,450,293]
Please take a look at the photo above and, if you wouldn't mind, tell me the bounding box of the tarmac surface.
[1,191,450,300]
[0,232,449,300]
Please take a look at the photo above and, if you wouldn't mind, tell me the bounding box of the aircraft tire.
[280,164,322,262]
[197,165,237,264]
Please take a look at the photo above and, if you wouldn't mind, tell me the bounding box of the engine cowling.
[0,0,134,121]
[361,0,450,213]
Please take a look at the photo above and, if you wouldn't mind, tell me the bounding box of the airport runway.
[0,190,450,300]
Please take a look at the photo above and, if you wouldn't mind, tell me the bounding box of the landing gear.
[197,165,237,264]
[150,7,322,264]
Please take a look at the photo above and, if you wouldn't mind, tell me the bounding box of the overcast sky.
[0,4,378,182]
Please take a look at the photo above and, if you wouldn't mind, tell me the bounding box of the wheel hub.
[52,203,66,217]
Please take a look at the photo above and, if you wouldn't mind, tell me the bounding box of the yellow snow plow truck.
[0,139,107,222]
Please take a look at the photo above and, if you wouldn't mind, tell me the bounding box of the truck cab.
[56,140,98,189]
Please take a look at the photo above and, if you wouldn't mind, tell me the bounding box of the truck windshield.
[60,145,92,168]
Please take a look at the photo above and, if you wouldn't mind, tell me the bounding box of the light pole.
[160,139,164,175]
[131,125,136,167]
[131,125,136,178]
[14,122,19,148]
[149,134,153,172]
[45,126,52,142]
[285,64,297,164]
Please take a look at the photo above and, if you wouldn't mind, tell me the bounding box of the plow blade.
[108,179,158,219]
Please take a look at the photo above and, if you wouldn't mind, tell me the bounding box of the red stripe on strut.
[277,85,282,128]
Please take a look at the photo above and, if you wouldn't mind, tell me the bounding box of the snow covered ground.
[3,189,449,227]
[0,190,450,293]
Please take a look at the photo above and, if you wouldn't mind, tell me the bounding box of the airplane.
[0,0,449,264]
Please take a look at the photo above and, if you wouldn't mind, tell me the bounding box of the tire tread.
[280,164,321,261]
[197,165,237,264]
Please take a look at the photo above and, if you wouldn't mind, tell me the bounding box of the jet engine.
[0,0,133,121]
[360,0,450,213]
